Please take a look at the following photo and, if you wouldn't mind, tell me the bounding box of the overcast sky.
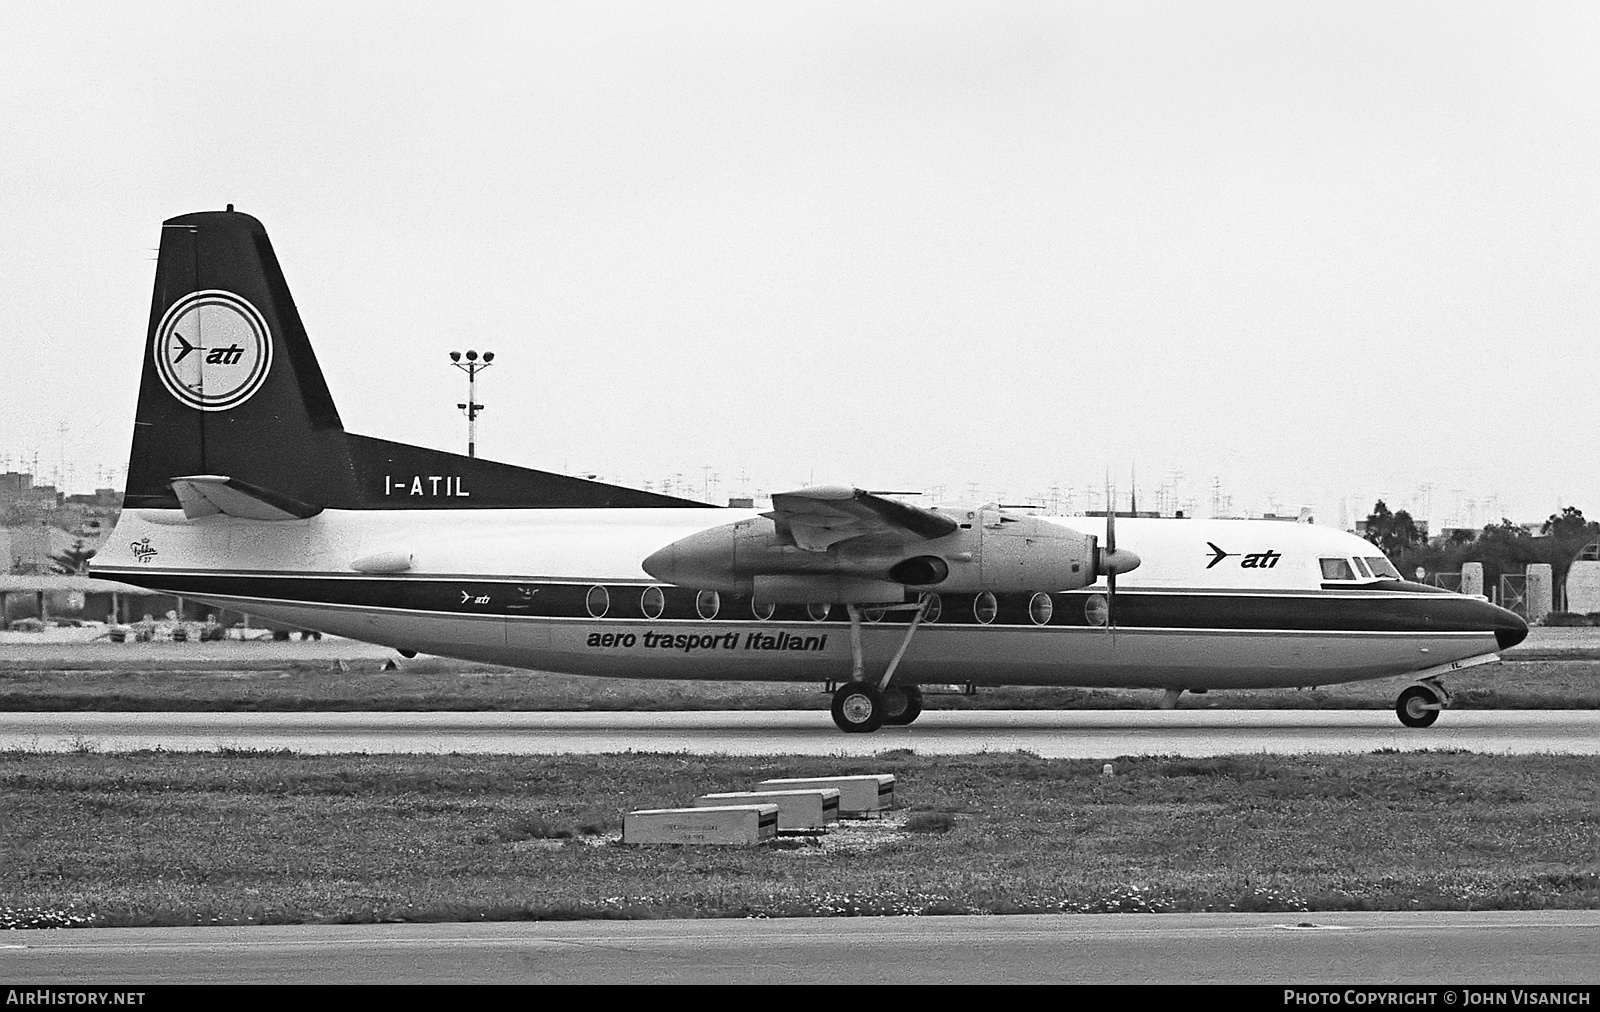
[3,1,1596,529]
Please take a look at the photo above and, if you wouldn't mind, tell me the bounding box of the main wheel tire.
[1396,684,1442,728]
[831,681,886,733]
[882,685,924,726]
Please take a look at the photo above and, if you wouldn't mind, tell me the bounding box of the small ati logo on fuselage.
[1206,541,1281,570]
[152,290,273,412]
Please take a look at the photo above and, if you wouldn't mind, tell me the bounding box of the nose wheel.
[1396,681,1448,728]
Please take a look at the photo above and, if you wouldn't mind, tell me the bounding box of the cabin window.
[1365,556,1401,579]
[1352,557,1373,578]
[751,599,775,621]
[695,590,720,620]
[585,585,610,619]
[921,593,942,623]
[1084,593,1109,627]
[1029,592,1053,626]
[1320,557,1356,581]
[807,602,831,622]
[974,591,998,624]
[641,585,665,619]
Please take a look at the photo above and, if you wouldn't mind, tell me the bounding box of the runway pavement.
[5,911,1598,984]
[2,708,1597,756]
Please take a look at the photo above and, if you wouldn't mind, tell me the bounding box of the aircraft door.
[505,583,550,650]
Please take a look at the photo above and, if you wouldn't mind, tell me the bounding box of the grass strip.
[1,749,1595,928]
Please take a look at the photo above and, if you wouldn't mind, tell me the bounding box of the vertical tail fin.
[125,208,707,511]
[126,208,357,510]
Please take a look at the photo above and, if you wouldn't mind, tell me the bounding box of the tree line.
[1363,501,1599,591]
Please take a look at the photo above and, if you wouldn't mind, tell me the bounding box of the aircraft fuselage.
[95,508,1524,692]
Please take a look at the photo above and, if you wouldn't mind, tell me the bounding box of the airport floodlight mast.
[448,350,494,458]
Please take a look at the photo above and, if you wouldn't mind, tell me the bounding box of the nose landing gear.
[1396,678,1451,728]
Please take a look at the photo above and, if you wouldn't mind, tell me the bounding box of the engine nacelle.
[927,511,1099,594]
[641,509,1107,603]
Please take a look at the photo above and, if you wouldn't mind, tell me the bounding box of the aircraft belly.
[857,627,1500,689]
[502,621,1501,689]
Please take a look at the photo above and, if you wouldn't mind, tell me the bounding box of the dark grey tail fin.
[126,209,704,511]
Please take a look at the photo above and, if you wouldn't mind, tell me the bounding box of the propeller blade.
[1106,476,1116,630]
[1095,476,1142,633]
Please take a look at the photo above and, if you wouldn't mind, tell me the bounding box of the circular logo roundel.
[152,290,273,412]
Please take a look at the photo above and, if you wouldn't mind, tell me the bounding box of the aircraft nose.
[1495,607,1529,651]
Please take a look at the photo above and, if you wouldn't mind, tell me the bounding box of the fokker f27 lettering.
[92,209,1529,732]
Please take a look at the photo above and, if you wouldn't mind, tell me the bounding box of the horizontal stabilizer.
[169,475,323,521]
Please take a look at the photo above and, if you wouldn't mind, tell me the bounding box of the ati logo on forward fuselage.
[1205,542,1281,570]
[152,290,273,413]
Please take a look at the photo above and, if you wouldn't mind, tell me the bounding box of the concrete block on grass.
[756,775,894,817]
[694,789,840,832]
[623,804,778,846]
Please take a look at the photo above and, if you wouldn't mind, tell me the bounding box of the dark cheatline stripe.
[93,570,1512,634]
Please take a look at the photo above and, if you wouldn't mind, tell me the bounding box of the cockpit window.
[1365,556,1400,579]
[1352,557,1373,578]
[1320,557,1356,580]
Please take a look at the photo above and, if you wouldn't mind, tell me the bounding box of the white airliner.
[91,209,1528,733]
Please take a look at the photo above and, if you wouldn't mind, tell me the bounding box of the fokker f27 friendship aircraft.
[92,209,1529,733]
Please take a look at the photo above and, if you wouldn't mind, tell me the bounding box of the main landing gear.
[830,682,926,734]
[883,685,924,726]
[1396,678,1452,728]
[830,599,931,733]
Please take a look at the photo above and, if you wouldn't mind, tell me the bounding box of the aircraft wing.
[170,475,323,521]
[764,486,957,552]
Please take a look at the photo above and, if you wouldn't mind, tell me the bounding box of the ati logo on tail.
[152,290,274,412]
[1205,542,1281,570]
[171,334,246,365]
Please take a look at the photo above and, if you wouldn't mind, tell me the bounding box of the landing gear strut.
[830,599,931,732]
[1396,679,1450,728]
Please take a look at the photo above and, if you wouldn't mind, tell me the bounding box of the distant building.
[2,472,120,574]
[1260,507,1318,524]
[1567,542,1600,615]
[0,472,32,499]
[0,574,167,626]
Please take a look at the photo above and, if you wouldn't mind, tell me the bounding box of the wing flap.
[765,486,957,552]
